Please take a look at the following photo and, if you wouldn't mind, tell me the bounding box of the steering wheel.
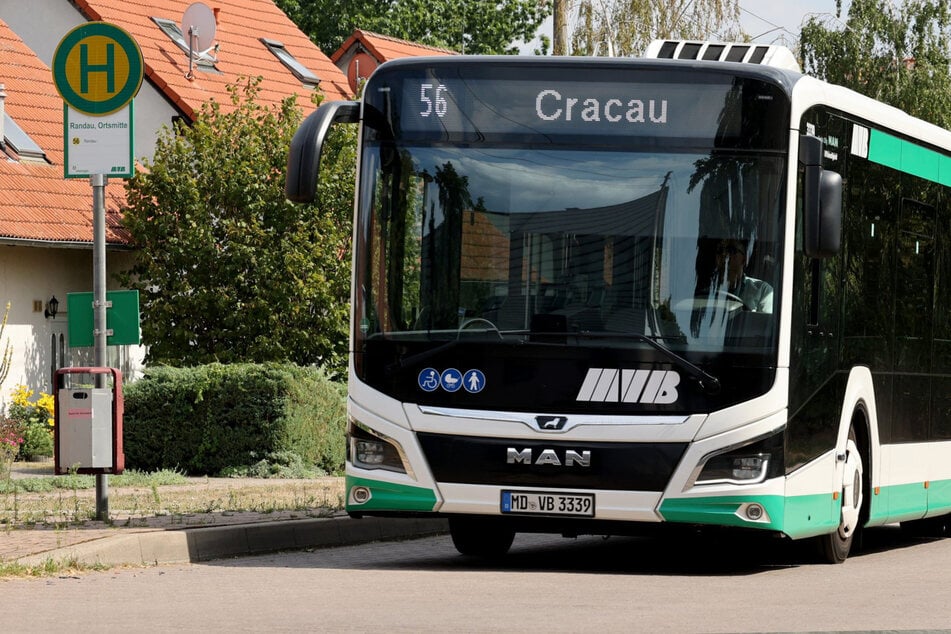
[457,317,502,339]
[679,291,747,312]
[715,290,748,309]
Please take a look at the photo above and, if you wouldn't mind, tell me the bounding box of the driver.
[716,239,773,313]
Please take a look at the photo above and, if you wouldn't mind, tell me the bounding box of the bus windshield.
[354,60,789,413]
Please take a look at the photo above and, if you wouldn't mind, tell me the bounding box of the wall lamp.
[44,295,59,319]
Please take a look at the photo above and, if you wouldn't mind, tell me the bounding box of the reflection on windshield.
[356,145,784,356]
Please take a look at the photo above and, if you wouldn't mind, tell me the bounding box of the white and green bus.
[286,40,951,563]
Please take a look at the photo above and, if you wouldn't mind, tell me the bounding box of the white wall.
[0,244,145,408]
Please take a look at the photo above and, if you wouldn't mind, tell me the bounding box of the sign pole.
[54,22,142,522]
[92,173,109,520]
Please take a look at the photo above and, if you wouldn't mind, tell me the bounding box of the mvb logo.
[576,368,681,404]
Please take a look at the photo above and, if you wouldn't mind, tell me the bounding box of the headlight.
[348,419,413,476]
[691,431,784,487]
[698,453,770,483]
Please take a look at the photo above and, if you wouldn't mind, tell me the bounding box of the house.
[331,29,457,94]
[0,0,350,398]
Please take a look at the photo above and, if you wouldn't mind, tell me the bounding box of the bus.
[286,40,951,563]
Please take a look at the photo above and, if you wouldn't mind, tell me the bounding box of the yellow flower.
[11,384,33,407]
[36,392,54,416]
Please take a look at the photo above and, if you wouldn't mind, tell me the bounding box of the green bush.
[20,424,53,460]
[123,363,346,476]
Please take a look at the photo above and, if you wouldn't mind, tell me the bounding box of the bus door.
[890,198,934,520]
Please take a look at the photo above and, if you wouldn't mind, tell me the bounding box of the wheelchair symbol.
[418,368,439,392]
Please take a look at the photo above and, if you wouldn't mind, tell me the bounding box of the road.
[2,526,951,632]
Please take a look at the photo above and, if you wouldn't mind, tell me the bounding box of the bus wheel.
[449,517,515,558]
[816,428,864,564]
[901,514,950,538]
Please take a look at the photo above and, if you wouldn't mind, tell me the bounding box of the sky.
[738,1,849,44]
[520,1,851,53]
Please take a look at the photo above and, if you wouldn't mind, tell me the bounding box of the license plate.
[501,490,595,517]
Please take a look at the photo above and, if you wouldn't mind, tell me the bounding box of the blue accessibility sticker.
[440,368,463,392]
[418,368,440,392]
[463,369,486,393]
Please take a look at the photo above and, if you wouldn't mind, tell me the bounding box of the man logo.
[506,448,591,467]
[576,368,681,404]
[535,415,568,431]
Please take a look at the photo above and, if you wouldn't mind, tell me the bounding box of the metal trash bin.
[54,367,124,474]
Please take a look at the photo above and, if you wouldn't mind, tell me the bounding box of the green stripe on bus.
[928,479,951,512]
[867,128,951,185]
[659,493,837,538]
[782,493,838,538]
[661,479,951,537]
[867,480,951,524]
[345,475,438,513]
[658,495,785,531]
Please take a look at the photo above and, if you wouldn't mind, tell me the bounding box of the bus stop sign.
[52,22,143,115]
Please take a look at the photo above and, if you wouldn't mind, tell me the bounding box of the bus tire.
[901,514,951,538]
[449,517,515,558]
[815,425,865,564]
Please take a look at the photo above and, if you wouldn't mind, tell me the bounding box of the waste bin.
[54,367,124,475]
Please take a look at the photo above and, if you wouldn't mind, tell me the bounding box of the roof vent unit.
[644,40,800,72]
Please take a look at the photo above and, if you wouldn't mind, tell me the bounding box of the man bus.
[286,40,951,563]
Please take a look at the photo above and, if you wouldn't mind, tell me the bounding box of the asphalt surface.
[0,463,447,568]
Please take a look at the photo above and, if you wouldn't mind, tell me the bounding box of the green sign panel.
[52,22,143,116]
[67,290,141,347]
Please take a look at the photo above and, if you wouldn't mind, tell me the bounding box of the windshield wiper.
[524,331,721,394]
[384,330,720,394]
[384,329,507,375]
[617,333,721,395]
[385,338,460,375]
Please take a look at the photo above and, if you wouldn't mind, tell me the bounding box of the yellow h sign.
[53,23,143,116]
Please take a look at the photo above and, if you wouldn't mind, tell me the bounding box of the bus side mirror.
[285,100,360,204]
[799,135,842,259]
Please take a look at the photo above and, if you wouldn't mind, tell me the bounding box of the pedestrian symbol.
[464,369,486,393]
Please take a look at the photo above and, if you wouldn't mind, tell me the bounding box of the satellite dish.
[182,2,217,55]
[346,53,377,94]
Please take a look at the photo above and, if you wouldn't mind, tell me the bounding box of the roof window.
[260,38,320,88]
[152,17,219,71]
[3,113,47,163]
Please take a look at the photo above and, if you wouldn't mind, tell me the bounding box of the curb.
[16,516,449,567]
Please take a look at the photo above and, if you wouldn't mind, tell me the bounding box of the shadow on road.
[212,522,944,576]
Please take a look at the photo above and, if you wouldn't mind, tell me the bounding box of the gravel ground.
[1,459,345,528]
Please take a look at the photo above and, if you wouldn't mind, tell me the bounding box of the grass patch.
[0,469,187,494]
[0,468,345,527]
[0,557,110,578]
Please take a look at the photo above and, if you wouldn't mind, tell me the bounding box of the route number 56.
[420,83,448,118]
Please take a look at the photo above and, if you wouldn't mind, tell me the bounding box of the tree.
[800,0,951,128]
[119,79,355,376]
[276,0,551,55]
[570,0,741,57]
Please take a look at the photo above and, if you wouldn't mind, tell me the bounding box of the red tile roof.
[74,0,352,119]
[0,1,351,246]
[0,19,130,245]
[331,30,457,65]
[331,30,457,95]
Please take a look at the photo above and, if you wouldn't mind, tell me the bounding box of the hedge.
[123,363,346,475]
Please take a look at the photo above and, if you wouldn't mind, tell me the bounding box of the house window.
[3,113,47,162]
[260,38,320,88]
[152,17,219,71]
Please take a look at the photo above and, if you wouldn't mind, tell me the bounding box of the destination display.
[365,62,789,147]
